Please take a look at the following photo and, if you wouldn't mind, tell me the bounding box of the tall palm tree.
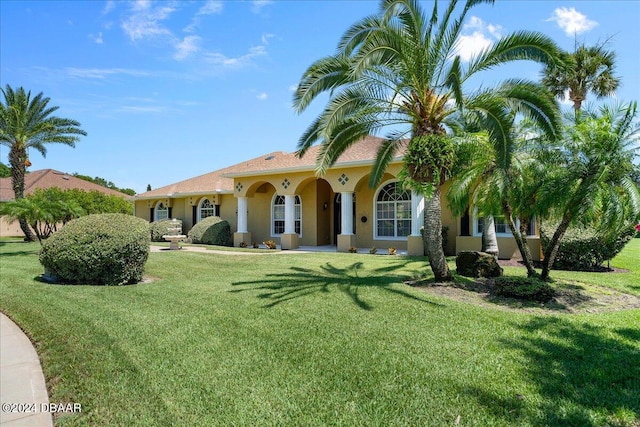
[293,0,562,280]
[0,85,86,240]
[539,102,640,280]
[542,41,620,113]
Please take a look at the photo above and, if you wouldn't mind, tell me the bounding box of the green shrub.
[187,216,231,245]
[39,213,150,285]
[150,219,175,242]
[540,221,637,271]
[493,277,555,302]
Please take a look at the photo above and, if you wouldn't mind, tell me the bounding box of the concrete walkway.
[0,313,52,427]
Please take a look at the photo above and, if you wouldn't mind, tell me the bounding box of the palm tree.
[447,115,556,277]
[293,0,562,280]
[542,41,620,113]
[0,85,86,240]
[538,102,640,280]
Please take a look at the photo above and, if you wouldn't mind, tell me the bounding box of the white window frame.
[472,208,536,237]
[271,194,302,237]
[155,201,169,221]
[373,180,412,240]
[198,197,217,223]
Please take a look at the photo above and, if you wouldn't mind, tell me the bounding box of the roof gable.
[0,169,132,201]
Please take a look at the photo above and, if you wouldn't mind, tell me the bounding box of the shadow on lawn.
[462,317,640,426]
[230,261,441,310]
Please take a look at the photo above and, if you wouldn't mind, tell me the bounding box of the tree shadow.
[230,261,442,310]
[461,316,640,426]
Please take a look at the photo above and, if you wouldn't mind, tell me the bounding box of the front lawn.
[1,239,638,426]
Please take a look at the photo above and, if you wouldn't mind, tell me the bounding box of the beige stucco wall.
[0,216,24,237]
[134,163,535,259]
[455,236,542,261]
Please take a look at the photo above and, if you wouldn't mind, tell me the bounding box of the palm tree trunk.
[482,215,499,257]
[8,146,36,241]
[541,213,573,281]
[517,216,537,275]
[501,201,537,277]
[423,186,453,281]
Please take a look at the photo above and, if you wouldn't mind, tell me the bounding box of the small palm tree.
[539,102,640,280]
[447,115,555,277]
[293,0,562,281]
[0,85,86,240]
[542,41,620,113]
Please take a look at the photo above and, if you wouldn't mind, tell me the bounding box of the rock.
[456,251,503,278]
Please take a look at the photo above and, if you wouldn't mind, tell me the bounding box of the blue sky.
[1,0,639,193]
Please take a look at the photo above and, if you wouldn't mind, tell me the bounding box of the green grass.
[1,239,639,426]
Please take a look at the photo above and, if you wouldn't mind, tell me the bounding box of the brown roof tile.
[135,136,407,199]
[0,169,132,201]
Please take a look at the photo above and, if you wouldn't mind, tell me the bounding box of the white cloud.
[174,35,200,60]
[117,105,166,113]
[261,33,275,45]
[121,1,177,41]
[89,32,104,44]
[65,67,150,79]
[205,45,267,68]
[547,7,598,36]
[454,16,502,62]
[103,0,116,15]
[197,1,223,15]
[256,92,268,101]
[288,84,298,92]
[252,0,273,13]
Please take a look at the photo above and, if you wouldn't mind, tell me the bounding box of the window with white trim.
[198,198,216,222]
[155,202,169,221]
[272,195,301,236]
[473,210,536,237]
[375,182,411,238]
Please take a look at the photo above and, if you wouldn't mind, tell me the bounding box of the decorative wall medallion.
[236,183,243,192]
[282,178,290,189]
[338,173,349,185]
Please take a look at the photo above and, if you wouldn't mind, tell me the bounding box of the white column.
[341,191,354,235]
[284,195,296,234]
[237,197,248,233]
[411,191,424,236]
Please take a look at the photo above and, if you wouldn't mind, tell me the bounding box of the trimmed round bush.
[39,213,150,285]
[149,219,175,242]
[187,216,231,245]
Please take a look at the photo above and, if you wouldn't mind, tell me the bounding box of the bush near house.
[39,213,150,285]
[149,219,175,242]
[187,216,231,246]
[540,221,637,271]
[493,276,555,302]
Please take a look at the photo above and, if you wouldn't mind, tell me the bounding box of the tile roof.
[135,136,407,199]
[0,169,132,202]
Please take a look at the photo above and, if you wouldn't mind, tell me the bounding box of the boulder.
[456,251,503,278]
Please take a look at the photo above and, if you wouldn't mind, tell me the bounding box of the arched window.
[272,195,301,236]
[155,202,169,221]
[198,198,217,222]
[375,182,411,238]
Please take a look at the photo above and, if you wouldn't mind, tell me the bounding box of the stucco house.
[134,136,541,259]
[0,169,132,237]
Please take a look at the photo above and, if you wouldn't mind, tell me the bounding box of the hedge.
[540,221,636,271]
[150,219,176,242]
[187,216,231,246]
[39,213,150,285]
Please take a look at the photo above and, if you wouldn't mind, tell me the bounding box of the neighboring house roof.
[0,169,131,202]
[136,136,407,200]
